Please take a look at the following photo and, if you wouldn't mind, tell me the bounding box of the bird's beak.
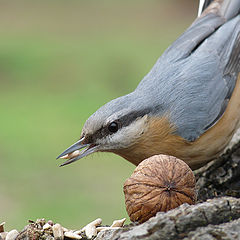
[56,136,98,167]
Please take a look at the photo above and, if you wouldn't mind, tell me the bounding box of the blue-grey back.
[135,12,240,141]
[84,0,240,142]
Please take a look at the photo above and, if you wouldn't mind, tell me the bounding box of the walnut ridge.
[123,154,196,223]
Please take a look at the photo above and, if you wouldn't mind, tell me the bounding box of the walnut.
[123,154,196,223]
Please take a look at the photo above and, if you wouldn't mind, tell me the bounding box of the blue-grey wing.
[136,4,240,141]
[174,17,240,141]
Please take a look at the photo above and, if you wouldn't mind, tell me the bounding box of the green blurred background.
[0,0,197,231]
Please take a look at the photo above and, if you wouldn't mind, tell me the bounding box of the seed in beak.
[60,150,81,159]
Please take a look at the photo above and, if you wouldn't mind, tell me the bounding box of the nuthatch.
[57,0,240,170]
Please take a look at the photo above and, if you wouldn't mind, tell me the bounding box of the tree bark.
[96,130,240,240]
[14,130,240,240]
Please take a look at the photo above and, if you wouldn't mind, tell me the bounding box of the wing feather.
[137,2,240,141]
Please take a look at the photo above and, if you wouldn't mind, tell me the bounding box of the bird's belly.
[115,74,240,170]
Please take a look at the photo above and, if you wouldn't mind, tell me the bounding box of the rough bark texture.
[96,131,240,240]
[96,197,240,240]
[13,130,240,240]
[195,142,240,202]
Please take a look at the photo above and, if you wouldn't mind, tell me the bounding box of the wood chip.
[47,220,54,226]
[82,218,102,239]
[82,218,102,229]
[110,218,126,228]
[64,231,82,239]
[0,232,7,240]
[62,227,69,232]
[73,230,82,235]
[0,222,5,233]
[6,230,19,240]
[43,223,52,230]
[96,226,121,232]
[52,223,64,240]
[85,225,97,239]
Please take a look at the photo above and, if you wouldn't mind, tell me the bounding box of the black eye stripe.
[87,107,162,143]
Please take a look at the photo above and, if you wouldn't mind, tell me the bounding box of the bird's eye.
[108,121,119,133]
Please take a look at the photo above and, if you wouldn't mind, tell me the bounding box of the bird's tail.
[198,0,240,20]
[198,0,213,16]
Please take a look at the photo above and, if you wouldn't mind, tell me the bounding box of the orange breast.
[114,74,240,170]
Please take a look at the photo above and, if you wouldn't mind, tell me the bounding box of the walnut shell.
[123,154,196,223]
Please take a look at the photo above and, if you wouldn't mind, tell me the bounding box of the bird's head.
[57,92,157,166]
